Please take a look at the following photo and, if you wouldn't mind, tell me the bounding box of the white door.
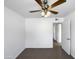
[61,19,70,55]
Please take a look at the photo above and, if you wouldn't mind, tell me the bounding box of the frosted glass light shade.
[41,11,51,17]
[41,11,45,16]
[47,11,51,16]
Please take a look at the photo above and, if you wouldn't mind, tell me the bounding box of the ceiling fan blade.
[29,10,41,13]
[35,0,42,7]
[49,10,58,14]
[48,0,66,9]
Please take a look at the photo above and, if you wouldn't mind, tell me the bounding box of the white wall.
[25,18,64,48]
[25,18,53,48]
[64,12,75,58]
[4,7,25,59]
[55,24,62,43]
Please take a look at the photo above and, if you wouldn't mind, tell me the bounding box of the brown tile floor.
[16,40,74,59]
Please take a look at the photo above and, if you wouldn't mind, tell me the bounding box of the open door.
[61,19,70,55]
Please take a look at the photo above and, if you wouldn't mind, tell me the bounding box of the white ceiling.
[4,0,75,18]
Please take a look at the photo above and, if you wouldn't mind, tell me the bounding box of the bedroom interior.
[4,0,75,59]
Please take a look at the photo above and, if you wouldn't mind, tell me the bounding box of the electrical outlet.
[5,56,12,59]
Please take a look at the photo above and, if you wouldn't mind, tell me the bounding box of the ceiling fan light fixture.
[30,0,66,17]
[46,11,51,16]
[41,11,45,16]
[44,15,48,17]
[41,11,51,17]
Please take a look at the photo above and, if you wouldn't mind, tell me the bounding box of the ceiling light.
[41,11,45,17]
[46,11,51,17]
[41,11,51,17]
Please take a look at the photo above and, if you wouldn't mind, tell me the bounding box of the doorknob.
[67,38,70,40]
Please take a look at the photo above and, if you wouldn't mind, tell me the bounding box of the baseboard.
[71,54,75,59]
[16,48,25,59]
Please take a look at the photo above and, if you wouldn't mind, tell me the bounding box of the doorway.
[53,23,62,48]
[53,19,71,55]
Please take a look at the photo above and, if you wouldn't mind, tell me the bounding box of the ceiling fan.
[29,0,66,17]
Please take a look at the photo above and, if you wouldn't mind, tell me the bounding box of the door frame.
[53,21,71,55]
